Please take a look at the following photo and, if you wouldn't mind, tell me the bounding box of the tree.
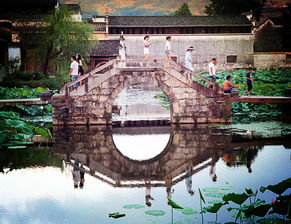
[172,3,192,16]
[37,5,94,75]
[205,0,263,20]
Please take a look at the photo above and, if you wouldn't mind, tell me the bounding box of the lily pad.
[205,192,227,198]
[123,204,145,209]
[202,187,219,193]
[220,186,235,191]
[7,145,27,149]
[145,210,166,216]
[181,207,198,215]
[208,200,224,204]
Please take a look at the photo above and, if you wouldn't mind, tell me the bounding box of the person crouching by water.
[144,35,152,65]
[184,46,194,80]
[145,181,155,206]
[208,58,217,88]
[222,75,239,93]
[246,68,253,95]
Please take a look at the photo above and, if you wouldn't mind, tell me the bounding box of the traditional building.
[87,15,254,70]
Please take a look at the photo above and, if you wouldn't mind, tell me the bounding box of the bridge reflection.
[52,125,286,188]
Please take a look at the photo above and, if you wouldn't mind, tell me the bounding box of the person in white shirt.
[70,56,79,88]
[143,35,152,63]
[165,36,172,60]
[208,58,217,88]
[184,46,194,80]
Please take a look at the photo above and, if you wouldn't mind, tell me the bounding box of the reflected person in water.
[79,164,85,188]
[145,181,155,206]
[185,166,194,195]
[210,153,220,182]
[72,160,81,188]
[166,178,174,198]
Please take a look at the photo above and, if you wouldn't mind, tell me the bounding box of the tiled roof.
[91,40,120,56]
[109,16,252,27]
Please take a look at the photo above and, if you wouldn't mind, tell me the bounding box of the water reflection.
[52,125,287,189]
[1,125,290,224]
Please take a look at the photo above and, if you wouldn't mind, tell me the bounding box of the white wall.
[109,34,254,67]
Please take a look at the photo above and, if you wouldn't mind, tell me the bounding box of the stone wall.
[253,52,291,70]
[52,70,232,125]
[109,34,254,70]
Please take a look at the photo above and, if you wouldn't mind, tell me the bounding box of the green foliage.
[203,202,227,213]
[0,86,47,99]
[171,3,192,16]
[167,197,184,209]
[199,69,291,122]
[199,188,206,203]
[37,5,95,75]
[144,210,166,216]
[260,178,291,195]
[223,193,249,205]
[0,111,51,149]
[122,204,145,209]
[154,91,170,110]
[205,0,263,20]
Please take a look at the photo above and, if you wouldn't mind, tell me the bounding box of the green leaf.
[260,178,291,195]
[181,207,198,215]
[205,192,227,198]
[245,188,254,195]
[198,188,205,203]
[144,210,166,216]
[208,200,224,205]
[5,119,25,128]
[202,187,219,192]
[220,186,235,191]
[167,197,184,209]
[203,202,227,213]
[223,193,249,205]
[122,204,145,209]
[244,204,271,218]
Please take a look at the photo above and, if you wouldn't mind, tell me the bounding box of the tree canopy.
[37,5,94,75]
[172,3,192,16]
[205,0,263,20]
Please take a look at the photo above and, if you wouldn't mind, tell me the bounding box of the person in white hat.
[185,46,194,79]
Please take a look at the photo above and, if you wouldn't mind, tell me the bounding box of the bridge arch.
[53,59,231,125]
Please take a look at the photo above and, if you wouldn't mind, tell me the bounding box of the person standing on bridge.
[144,35,152,65]
[70,56,79,88]
[184,46,194,80]
[165,36,173,62]
[208,58,217,88]
[246,68,253,95]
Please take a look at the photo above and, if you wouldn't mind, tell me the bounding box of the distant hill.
[61,0,290,16]
[61,0,210,16]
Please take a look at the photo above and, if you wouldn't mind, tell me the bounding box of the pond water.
[0,123,291,224]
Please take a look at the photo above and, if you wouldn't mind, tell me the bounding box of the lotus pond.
[0,123,291,224]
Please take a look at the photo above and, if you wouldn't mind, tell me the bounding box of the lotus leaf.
[223,193,249,205]
[202,187,219,192]
[203,202,227,213]
[123,204,145,209]
[208,200,224,205]
[198,188,205,203]
[167,197,183,209]
[220,186,235,191]
[260,178,291,195]
[145,210,166,216]
[181,207,198,215]
[205,192,227,198]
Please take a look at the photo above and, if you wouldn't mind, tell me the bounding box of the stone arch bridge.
[52,59,232,125]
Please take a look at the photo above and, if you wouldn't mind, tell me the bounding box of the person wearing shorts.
[165,36,172,60]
